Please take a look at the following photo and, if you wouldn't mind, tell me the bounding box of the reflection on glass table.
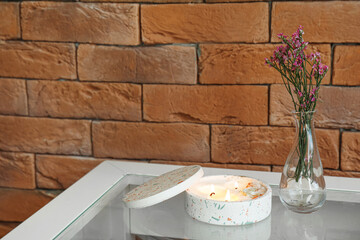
[58,175,360,240]
[3,161,360,240]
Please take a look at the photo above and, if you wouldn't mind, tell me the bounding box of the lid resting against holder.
[123,165,204,208]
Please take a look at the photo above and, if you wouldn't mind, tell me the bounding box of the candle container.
[186,175,272,226]
[123,166,272,226]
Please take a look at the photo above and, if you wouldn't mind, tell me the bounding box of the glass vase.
[279,111,326,213]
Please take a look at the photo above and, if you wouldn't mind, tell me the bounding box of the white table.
[4,161,360,240]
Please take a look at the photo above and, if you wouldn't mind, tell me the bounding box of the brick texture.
[341,132,360,171]
[0,152,35,189]
[270,85,360,129]
[0,79,27,115]
[82,0,201,2]
[78,44,196,83]
[141,3,268,44]
[206,0,260,2]
[199,44,331,85]
[273,166,360,178]
[36,155,103,189]
[333,46,360,86]
[0,116,91,155]
[150,160,271,171]
[272,2,360,43]
[0,222,19,239]
[28,81,141,120]
[212,125,339,169]
[1,0,360,228]
[144,85,268,125]
[0,42,76,80]
[93,122,210,162]
[323,170,360,178]
[22,2,139,45]
[0,188,55,222]
[0,2,20,39]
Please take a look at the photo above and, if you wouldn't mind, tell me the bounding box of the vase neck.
[292,111,315,128]
[292,111,315,121]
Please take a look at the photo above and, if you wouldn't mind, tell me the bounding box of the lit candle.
[225,189,230,201]
[210,184,215,195]
[208,184,227,200]
[186,175,271,226]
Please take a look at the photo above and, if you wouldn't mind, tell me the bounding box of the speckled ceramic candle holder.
[185,175,272,226]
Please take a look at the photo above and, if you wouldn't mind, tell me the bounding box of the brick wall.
[1,0,360,236]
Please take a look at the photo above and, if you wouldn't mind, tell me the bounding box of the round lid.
[123,165,204,208]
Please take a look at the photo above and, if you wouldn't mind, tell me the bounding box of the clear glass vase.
[279,111,326,213]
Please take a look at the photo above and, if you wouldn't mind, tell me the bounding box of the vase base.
[279,188,326,214]
[279,196,326,214]
[281,203,324,214]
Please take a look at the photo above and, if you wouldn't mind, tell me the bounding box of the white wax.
[186,175,272,226]
[188,175,267,202]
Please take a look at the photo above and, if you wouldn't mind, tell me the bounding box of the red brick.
[333,46,360,86]
[272,2,360,43]
[150,160,271,171]
[93,122,210,162]
[0,42,76,80]
[317,129,340,169]
[270,85,360,129]
[274,166,360,179]
[28,81,141,121]
[212,125,339,169]
[82,0,201,2]
[37,157,146,189]
[0,152,35,189]
[36,155,103,189]
[272,166,282,173]
[0,3,20,39]
[78,44,196,84]
[324,170,360,178]
[206,0,260,2]
[141,3,268,44]
[0,222,19,238]
[341,132,360,171]
[143,85,268,125]
[0,188,55,222]
[21,2,139,45]
[199,44,331,84]
[0,116,91,155]
[0,79,27,115]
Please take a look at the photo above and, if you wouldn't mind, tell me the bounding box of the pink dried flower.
[266,26,327,114]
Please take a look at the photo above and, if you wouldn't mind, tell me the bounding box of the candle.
[186,175,272,226]
[210,184,215,197]
[225,189,230,201]
[194,177,266,202]
[195,183,228,200]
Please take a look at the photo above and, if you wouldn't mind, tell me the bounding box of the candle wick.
[210,192,215,197]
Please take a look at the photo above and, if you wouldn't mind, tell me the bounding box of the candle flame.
[225,189,230,201]
[209,184,216,198]
[234,181,239,189]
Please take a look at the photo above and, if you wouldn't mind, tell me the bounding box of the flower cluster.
[265,26,328,113]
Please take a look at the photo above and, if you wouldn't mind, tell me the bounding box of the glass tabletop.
[55,174,360,240]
